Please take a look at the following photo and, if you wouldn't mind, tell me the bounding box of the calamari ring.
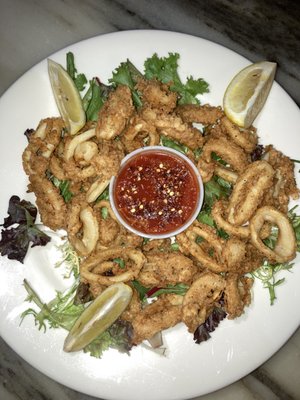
[95,200,118,221]
[74,141,98,165]
[221,116,257,153]
[86,177,110,203]
[212,200,250,239]
[214,166,238,184]
[70,206,99,256]
[201,136,249,174]
[250,206,296,263]
[182,271,225,332]
[197,159,215,183]
[177,230,226,273]
[80,247,146,285]
[122,127,160,154]
[64,128,96,161]
[63,159,96,181]
[95,200,123,247]
[189,221,224,255]
[228,160,275,226]
[122,115,157,142]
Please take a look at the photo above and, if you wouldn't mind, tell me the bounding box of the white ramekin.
[109,146,204,239]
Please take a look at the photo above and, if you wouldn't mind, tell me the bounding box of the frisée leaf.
[251,261,294,305]
[144,52,209,104]
[21,278,133,358]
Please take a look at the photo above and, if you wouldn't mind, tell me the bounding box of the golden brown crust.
[136,78,178,113]
[96,85,134,140]
[21,77,299,346]
[175,104,223,125]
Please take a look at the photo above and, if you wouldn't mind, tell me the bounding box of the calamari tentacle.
[221,116,258,153]
[224,274,253,319]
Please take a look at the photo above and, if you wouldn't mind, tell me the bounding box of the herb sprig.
[251,262,294,305]
[132,280,189,302]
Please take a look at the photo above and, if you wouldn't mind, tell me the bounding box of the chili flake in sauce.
[112,149,201,236]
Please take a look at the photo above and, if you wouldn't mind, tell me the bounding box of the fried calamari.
[22,77,299,348]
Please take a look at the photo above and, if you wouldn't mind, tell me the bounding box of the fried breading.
[182,272,225,332]
[176,104,223,125]
[138,252,198,286]
[96,85,134,140]
[141,107,204,149]
[136,78,178,113]
[224,274,253,319]
[128,295,183,345]
[263,145,299,212]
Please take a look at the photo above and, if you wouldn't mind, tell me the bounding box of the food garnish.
[64,283,133,352]
[289,206,300,252]
[143,53,209,104]
[223,61,277,128]
[47,172,73,203]
[48,59,86,135]
[251,261,294,305]
[21,278,133,358]
[66,51,88,92]
[0,196,51,263]
[1,51,299,360]
[194,305,227,344]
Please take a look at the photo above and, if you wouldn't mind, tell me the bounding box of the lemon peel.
[223,61,277,128]
[48,59,86,135]
[64,282,133,352]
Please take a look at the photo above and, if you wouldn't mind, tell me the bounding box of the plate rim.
[0,29,300,400]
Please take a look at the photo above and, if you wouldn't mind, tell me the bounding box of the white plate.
[0,30,300,400]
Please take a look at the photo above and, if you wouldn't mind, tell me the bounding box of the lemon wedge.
[223,61,277,128]
[64,282,133,352]
[48,59,86,135]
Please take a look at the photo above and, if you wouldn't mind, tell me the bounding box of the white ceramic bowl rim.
[109,145,204,239]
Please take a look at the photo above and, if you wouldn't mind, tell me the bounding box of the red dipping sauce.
[110,147,203,238]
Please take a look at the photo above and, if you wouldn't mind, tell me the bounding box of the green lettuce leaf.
[144,52,209,104]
